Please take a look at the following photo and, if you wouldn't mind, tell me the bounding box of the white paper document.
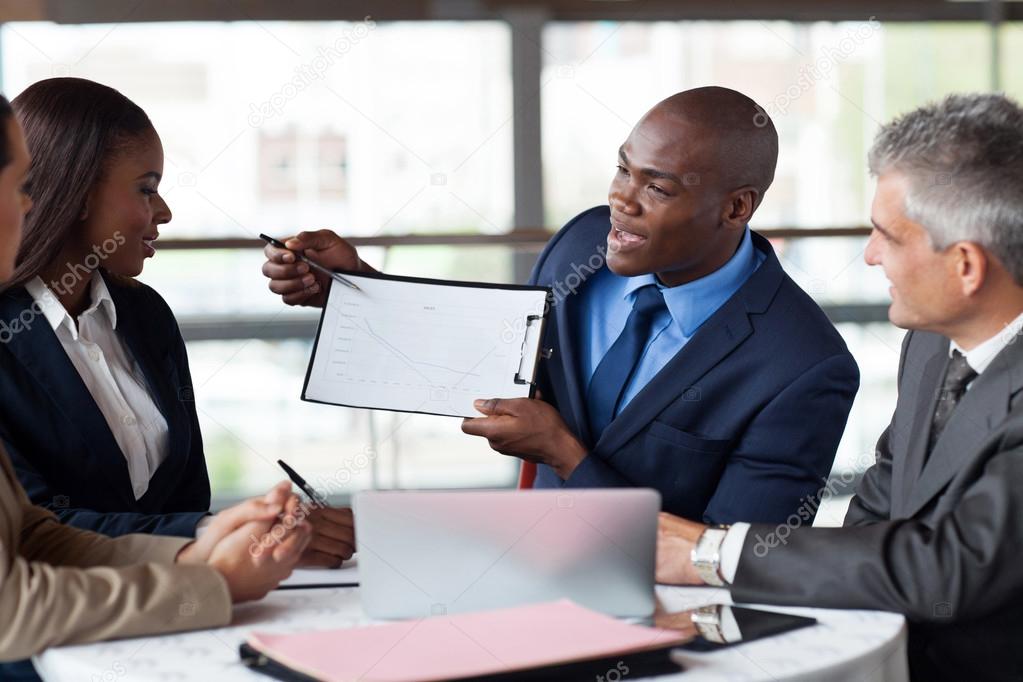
[302,272,550,418]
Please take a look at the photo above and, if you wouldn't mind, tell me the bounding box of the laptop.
[354,488,660,619]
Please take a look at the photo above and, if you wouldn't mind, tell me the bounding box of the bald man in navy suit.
[261,87,858,525]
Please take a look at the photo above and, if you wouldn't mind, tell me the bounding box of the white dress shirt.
[950,309,1023,375]
[718,310,1023,584]
[26,273,170,500]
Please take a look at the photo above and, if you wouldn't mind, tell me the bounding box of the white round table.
[35,586,908,682]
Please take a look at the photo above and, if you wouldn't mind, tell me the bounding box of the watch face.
[691,528,728,585]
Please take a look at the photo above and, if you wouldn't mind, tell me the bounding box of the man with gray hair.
[656,92,1023,682]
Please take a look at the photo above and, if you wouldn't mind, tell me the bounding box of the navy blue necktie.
[586,284,667,439]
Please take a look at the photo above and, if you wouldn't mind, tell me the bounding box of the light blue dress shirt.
[577,226,764,416]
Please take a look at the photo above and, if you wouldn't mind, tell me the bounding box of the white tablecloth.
[35,585,908,682]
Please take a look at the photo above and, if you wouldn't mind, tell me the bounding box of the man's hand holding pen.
[262,230,375,307]
[262,230,584,481]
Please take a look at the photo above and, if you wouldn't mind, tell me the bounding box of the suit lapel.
[892,348,948,517]
[546,292,593,446]
[540,229,782,454]
[903,337,1023,517]
[595,297,753,455]
[594,232,782,456]
[104,277,188,507]
[0,288,136,504]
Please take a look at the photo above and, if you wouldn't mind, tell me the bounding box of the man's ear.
[721,186,759,229]
[955,241,988,297]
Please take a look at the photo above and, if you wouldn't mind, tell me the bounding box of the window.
[258,128,299,200]
[1,21,513,238]
[0,17,1005,512]
[541,21,991,231]
[318,131,349,199]
[1,21,518,500]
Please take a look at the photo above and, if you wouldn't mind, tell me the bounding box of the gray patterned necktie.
[927,350,977,453]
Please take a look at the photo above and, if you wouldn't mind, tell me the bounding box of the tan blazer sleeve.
[17,497,190,568]
[0,447,232,662]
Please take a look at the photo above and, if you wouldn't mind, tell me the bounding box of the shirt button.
[88,348,101,362]
[122,415,137,426]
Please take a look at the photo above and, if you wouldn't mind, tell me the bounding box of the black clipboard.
[299,270,551,419]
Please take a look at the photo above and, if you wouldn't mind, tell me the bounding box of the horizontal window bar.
[13,2,1022,24]
[158,226,872,252]
[177,303,890,342]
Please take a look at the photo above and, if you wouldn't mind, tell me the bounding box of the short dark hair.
[8,77,153,289]
[0,94,14,171]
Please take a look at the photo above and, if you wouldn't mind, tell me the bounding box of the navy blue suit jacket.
[0,272,210,537]
[530,206,859,524]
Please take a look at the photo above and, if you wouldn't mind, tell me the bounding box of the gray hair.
[868,93,1023,285]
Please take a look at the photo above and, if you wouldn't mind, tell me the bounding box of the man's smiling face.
[864,171,967,333]
[606,107,745,287]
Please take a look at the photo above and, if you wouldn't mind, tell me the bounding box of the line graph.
[331,312,495,391]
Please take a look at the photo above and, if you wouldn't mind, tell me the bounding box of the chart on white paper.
[302,272,550,418]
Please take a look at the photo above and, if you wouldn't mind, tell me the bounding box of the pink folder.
[246,599,689,681]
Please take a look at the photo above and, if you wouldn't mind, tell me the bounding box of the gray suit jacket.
[731,330,1023,682]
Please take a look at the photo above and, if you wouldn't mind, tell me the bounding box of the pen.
[277,459,330,508]
[259,233,361,291]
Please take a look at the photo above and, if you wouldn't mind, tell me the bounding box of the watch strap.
[690,526,730,586]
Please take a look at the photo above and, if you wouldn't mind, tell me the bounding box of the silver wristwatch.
[690,525,730,586]
[690,604,726,643]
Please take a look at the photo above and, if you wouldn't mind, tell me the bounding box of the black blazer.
[529,206,860,524]
[0,271,210,537]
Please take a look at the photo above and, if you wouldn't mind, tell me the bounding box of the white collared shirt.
[25,273,169,500]
[950,309,1023,376]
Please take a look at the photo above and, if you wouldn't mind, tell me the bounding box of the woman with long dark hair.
[0,78,354,566]
[0,91,313,678]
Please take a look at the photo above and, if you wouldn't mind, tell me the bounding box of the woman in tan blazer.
[0,94,313,666]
